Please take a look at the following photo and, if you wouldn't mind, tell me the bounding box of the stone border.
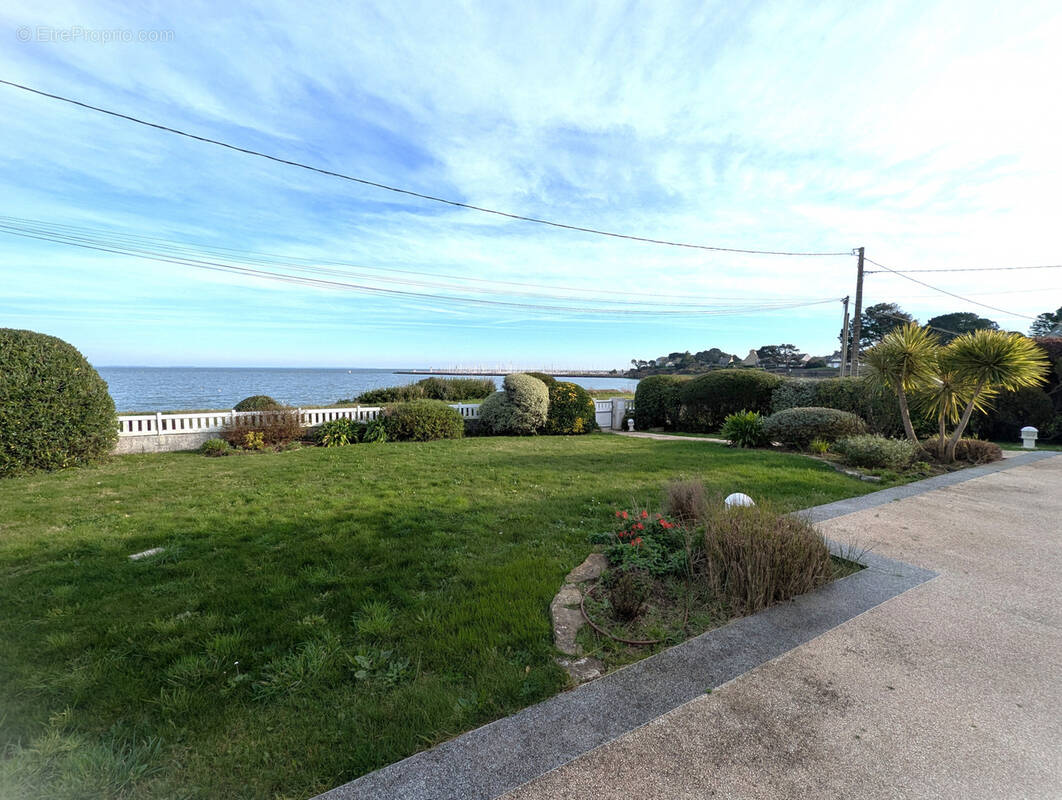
[315,451,1059,800]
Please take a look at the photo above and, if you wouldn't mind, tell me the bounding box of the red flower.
[640,510,649,519]
[635,522,644,531]
[633,537,643,546]
[660,520,673,529]
[615,510,622,518]
[621,511,629,520]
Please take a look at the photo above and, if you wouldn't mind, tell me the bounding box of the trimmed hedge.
[353,377,496,404]
[383,400,464,441]
[0,329,117,476]
[479,374,549,435]
[544,381,598,435]
[771,379,818,413]
[633,375,686,430]
[834,434,919,470]
[763,406,867,448]
[679,370,783,432]
[234,395,284,411]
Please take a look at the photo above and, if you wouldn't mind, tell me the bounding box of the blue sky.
[2,1,1060,368]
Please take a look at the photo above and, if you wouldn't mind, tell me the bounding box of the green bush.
[0,329,117,476]
[200,438,232,457]
[478,374,549,435]
[524,372,557,387]
[383,400,464,441]
[701,504,833,613]
[352,377,495,405]
[362,418,387,443]
[967,386,1055,443]
[771,378,818,413]
[234,395,283,411]
[544,381,598,435]
[763,406,867,448]
[313,418,363,447]
[833,434,919,470]
[633,375,686,429]
[719,410,768,448]
[679,370,783,432]
[812,377,931,438]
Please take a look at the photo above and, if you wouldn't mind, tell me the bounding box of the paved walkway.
[504,453,1062,800]
[607,430,729,444]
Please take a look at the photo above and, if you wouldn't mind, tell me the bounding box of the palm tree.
[863,323,940,443]
[943,330,1049,461]
[914,357,994,459]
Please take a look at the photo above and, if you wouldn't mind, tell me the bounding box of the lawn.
[0,434,882,799]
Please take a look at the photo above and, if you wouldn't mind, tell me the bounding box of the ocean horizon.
[99,367,639,413]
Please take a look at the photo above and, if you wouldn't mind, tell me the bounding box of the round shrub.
[763,406,867,448]
[478,374,548,435]
[200,438,232,457]
[383,400,464,441]
[680,370,783,432]
[771,378,818,413]
[951,439,1003,464]
[719,410,768,448]
[234,395,283,411]
[633,375,686,429]
[833,434,919,470]
[544,381,598,435]
[0,329,117,476]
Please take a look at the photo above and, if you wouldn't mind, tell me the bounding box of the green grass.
[993,440,1062,452]
[0,434,883,799]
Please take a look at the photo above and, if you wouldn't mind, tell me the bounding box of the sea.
[98,367,639,413]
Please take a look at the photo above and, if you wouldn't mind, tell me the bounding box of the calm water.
[98,367,639,413]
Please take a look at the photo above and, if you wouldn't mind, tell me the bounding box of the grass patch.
[0,434,882,799]
[993,440,1062,452]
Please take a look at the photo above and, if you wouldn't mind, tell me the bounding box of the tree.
[942,330,1050,461]
[925,312,999,344]
[1029,306,1062,337]
[756,344,805,370]
[840,303,916,351]
[863,324,940,443]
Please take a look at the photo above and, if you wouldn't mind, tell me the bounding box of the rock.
[565,553,608,584]
[860,475,883,483]
[556,656,604,683]
[550,585,585,655]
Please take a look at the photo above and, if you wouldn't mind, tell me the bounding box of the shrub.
[763,407,867,448]
[524,372,557,387]
[608,569,651,620]
[967,386,1055,443]
[808,438,830,455]
[221,409,303,449]
[592,508,686,576]
[234,395,283,411]
[813,377,932,438]
[313,418,362,447]
[680,370,783,432]
[950,439,1003,464]
[0,329,117,476]
[362,418,387,443]
[383,400,464,442]
[664,480,707,527]
[353,377,495,405]
[633,375,686,429]
[199,438,231,457]
[834,434,919,470]
[701,504,833,613]
[544,381,598,435]
[771,378,818,413]
[478,374,549,435]
[719,410,768,448]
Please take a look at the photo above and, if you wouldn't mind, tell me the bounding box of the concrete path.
[503,454,1062,800]
[608,430,729,444]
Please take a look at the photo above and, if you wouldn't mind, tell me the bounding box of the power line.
[863,257,1035,320]
[0,215,835,306]
[866,264,1062,274]
[0,79,852,257]
[0,222,843,317]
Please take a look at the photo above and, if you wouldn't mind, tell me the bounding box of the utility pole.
[849,247,865,376]
[839,295,850,378]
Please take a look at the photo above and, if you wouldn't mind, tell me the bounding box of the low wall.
[115,431,218,454]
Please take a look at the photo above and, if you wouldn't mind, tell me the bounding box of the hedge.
[0,329,117,476]
[544,381,598,435]
[679,370,783,432]
[633,375,686,429]
[383,400,464,441]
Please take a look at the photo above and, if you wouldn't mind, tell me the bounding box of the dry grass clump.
[221,409,303,449]
[664,479,707,527]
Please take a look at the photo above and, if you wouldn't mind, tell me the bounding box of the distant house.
[799,354,813,365]
[825,354,842,369]
[740,349,759,367]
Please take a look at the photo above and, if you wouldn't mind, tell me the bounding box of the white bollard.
[627,418,635,431]
[725,492,755,507]
[1020,426,1038,449]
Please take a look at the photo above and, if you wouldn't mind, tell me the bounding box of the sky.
[2,0,1061,369]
